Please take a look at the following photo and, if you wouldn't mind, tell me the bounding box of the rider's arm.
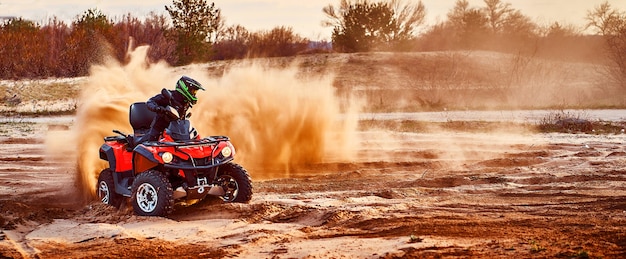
[146,93,168,112]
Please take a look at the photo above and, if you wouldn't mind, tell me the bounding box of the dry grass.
[0,78,82,115]
[537,110,626,134]
[2,80,81,102]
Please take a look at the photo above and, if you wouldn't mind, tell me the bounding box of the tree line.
[324,0,605,54]
[0,0,311,79]
[0,0,625,87]
[327,0,623,88]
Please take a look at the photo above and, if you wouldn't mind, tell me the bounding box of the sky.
[1,0,626,39]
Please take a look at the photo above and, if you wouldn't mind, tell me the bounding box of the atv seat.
[129,102,156,136]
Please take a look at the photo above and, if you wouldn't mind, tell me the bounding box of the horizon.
[1,0,625,39]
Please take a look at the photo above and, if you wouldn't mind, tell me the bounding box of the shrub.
[538,111,593,133]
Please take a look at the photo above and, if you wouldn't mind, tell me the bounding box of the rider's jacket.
[138,89,190,143]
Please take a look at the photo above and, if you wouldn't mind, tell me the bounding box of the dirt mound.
[33,238,226,259]
[0,138,42,145]
[478,157,545,167]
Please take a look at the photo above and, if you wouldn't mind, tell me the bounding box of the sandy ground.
[0,115,625,259]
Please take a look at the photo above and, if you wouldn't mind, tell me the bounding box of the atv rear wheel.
[131,170,174,216]
[97,169,123,208]
[216,162,252,203]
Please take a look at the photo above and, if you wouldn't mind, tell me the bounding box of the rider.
[136,75,205,143]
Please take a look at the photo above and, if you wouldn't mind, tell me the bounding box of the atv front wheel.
[131,170,174,216]
[216,162,252,203]
[97,169,123,208]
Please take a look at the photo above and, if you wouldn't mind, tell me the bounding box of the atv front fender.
[133,145,161,174]
[99,144,116,169]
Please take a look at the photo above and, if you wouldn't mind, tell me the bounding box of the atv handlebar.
[113,129,126,137]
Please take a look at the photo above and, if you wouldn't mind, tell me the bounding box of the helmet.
[175,76,204,105]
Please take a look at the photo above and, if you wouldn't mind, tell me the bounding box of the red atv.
[97,89,252,216]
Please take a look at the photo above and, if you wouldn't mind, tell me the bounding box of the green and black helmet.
[175,76,205,105]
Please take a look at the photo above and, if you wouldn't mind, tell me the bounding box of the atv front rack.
[141,136,230,147]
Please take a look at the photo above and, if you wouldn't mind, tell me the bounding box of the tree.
[388,0,426,40]
[461,9,489,48]
[142,13,178,64]
[483,0,536,38]
[41,18,71,77]
[446,0,471,29]
[446,0,488,48]
[586,1,626,88]
[114,13,177,64]
[586,1,622,35]
[165,0,222,65]
[388,0,426,50]
[543,22,579,38]
[323,0,426,52]
[440,0,536,50]
[247,26,309,57]
[483,0,512,33]
[0,18,45,78]
[213,24,250,60]
[325,1,394,52]
[66,9,115,76]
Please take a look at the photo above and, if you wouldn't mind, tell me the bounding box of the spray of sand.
[191,64,360,170]
[73,46,360,200]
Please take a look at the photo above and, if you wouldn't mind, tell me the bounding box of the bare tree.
[213,24,249,60]
[142,13,178,64]
[322,0,350,29]
[586,1,622,35]
[500,10,536,36]
[389,0,426,40]
[247,26,308,57]
[586,1,626,88]
[483,0,536,36]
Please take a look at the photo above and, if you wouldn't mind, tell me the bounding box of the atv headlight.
[221,146,232,157]
[162,152,173,163]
